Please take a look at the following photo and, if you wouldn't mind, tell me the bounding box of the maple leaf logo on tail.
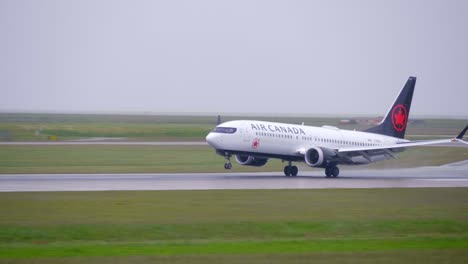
[391,104,407,132]
[395,109,406,125]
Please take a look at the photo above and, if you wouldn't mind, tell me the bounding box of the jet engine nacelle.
[235,155,268,167]
[304,146,337,167]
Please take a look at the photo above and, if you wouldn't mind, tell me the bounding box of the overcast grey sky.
[1,0,467,117]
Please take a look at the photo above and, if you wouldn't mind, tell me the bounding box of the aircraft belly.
[226,136,299,158]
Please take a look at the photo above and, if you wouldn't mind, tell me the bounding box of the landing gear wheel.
[224,153,232,170]
[224,163,232,170]
[284,165,299,177]
[291,166,298,176]
[331,166,339,177]
[325,166,339,178]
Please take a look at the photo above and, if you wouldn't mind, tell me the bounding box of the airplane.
[206,76,468,177]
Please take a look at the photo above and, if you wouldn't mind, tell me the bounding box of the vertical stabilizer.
[365,76,416,139]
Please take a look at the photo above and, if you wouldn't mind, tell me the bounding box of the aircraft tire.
[331,166,339,177]
[291,166,298,176]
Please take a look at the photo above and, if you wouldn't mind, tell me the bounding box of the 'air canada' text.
[250,123,306,135]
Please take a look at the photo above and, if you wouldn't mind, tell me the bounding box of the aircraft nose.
[206,132,216,146]
[206,132,222,148]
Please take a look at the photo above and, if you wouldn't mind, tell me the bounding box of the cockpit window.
[212,127,237,134]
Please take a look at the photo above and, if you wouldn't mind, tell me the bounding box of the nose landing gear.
[224,163,232,170]
[224,153,232,170]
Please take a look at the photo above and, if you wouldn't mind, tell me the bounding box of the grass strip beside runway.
[2,237,467,258]
[0,145,467,173]
[1,113,465,141]
[0,145,284,173]
[0,188,467,262]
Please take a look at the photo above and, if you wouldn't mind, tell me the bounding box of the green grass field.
[0,113,466,141]
[0,188,467,263]
[0,145,282,173]
[0,145,467,174]
[0,122,213,141]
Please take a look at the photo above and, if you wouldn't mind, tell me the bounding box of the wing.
[337,125,468,161]
[338,138,458,153]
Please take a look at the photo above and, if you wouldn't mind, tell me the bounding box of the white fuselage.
[206,120,408,165]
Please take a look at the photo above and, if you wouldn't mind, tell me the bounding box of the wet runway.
[1,163,468,192]
[0,141,466,147]
[0,141,206,146]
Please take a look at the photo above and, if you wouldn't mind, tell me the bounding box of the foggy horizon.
[1,109,466,120]
[2,0,467,117]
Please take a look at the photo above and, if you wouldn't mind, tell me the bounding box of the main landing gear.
[325,165,339,178]
[224,153,232,170]
[284,161,298,177]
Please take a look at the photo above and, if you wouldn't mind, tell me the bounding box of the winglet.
[456,125,468,139]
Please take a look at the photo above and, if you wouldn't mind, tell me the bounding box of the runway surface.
[0,141,207,146]
[1,162,468,192]
[0,141,466,147]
